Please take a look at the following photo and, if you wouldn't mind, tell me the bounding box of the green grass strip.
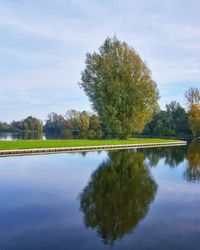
[0,138,183,150]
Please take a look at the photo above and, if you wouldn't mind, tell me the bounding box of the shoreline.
[0,141,187,157]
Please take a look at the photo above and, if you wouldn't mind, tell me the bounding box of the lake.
[0,142,200,249]
[0,132,105,140]
[0,132,65,140]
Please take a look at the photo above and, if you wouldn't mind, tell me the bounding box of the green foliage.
[10,116,42,132]
[80,150,157,244]
[79,36,159,138]
[23,116,43,131]
[0,110,104,137]
[67,110,90,134]
[66,110,102,136]
[0,122,10,131]
[185,87,200,137]
[45,112,66,132]
[143,101,190,136]
[188,104,200,137]
[89,114,101,131]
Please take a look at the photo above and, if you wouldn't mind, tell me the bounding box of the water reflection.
[1,145,200,249]
[142,142,200,183]
[0,131,73,140]
[143,146,187,167]
[0,131,44,140]
[80,142,200,245]
[0,131,117,140]
[80,150,157,245]
[184,141,200,182]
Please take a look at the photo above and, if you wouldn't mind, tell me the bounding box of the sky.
[0,0,200,122]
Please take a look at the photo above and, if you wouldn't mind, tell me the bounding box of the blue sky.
[0,0,200,122]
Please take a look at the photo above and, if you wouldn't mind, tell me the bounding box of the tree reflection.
[142,146,187,168]
[80,150,157,245]
[185,141,200,182]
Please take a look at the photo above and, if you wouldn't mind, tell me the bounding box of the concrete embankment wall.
[0,141,187,157]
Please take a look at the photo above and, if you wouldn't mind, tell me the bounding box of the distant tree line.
[0,111,104,138]
[142,87,200,138]
[44,110,104,138]
[0,116,43,132]
[0,103,193,138]
[0,88,199,139]
[142,101,191,137]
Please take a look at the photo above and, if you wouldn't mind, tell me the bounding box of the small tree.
[66,110,90,133]
[185,87,200,138]
[79,111,90,133]
[188,104,200,137]
[89,114,101,131]
[66,109,80,131]
[79,37,159,138]
[45,112,66,132]
[185,87,200,107]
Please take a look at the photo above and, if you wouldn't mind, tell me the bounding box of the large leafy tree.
[79,37,159,138]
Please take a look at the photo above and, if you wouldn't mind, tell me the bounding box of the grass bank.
[0,138,183,151]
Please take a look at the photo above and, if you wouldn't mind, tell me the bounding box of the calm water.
[0,132,105,140]
[0,132,66,140]
[0,142,200,249]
